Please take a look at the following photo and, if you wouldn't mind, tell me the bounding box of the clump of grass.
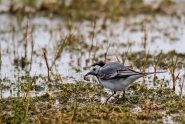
[43,34,69,80]
[13,69,21,123]
[166,56,180,91]
[1,79,185,123]
[141,26,149,85]
[12,22,34,73]
[6,0,176,21]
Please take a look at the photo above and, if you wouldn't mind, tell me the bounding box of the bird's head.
[85,61,105,76]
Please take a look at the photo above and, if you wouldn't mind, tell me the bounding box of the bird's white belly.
[97,74,143,91]
[99,78,130,91]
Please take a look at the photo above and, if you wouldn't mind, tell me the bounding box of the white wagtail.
[85,61,166,102]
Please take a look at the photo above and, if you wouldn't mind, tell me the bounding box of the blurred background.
[0,0,185,96]
[1,1,185,123]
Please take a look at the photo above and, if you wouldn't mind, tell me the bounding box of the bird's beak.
[85,71,93,77]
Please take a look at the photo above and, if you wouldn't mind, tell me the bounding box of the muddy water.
[0,13,185,98]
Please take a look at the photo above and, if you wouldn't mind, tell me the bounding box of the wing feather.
[98,62,142,80]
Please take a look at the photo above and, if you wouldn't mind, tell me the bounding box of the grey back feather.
[98,62,141,80]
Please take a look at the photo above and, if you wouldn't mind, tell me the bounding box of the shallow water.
[0,13,185,98]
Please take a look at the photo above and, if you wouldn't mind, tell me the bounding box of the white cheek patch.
[90,65,101,73]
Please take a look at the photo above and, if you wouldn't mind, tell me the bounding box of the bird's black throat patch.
[92,61,105,67]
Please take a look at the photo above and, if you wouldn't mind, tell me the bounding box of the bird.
[84,61,166,103]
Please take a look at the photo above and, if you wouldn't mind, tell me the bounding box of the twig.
[29,35,34,73]
[142,26,148,85]
[153,53,162,85]
[123,47,130,65]
[115,54,121,63]
[91,16,97,44]
[50,34,70,69]
[24,21,29,59]
[104,44,110,63]
[43,49,50,80]
[89,16,97,64]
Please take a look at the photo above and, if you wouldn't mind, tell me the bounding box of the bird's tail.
[142,71,167,76]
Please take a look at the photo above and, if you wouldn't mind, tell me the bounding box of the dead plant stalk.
[166,56,180,91]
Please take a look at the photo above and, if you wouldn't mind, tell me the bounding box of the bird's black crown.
[92,61,105,67]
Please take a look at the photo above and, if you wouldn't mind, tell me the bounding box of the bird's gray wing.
[99,62,142,80]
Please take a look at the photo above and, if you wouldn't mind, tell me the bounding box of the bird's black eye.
[93,68,96,71]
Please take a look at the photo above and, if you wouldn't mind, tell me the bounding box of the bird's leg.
[106,91,116,103]
[122,90,125,97]
[120,90,126,101]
